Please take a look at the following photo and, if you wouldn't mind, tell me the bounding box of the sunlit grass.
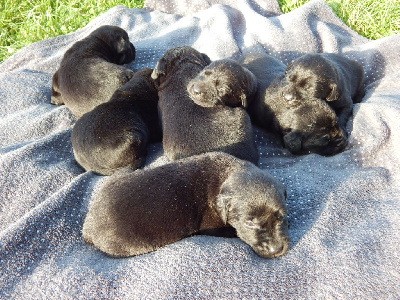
[0,0,144,62]
[277,0,400,39]
[1,0,399,62]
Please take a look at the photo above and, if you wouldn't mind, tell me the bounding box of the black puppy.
[277,94,347,155]
[51,25,136,117]
[82,152,289,258]
[283,53,364,130]
[241,53,348,156]
[239,53,287,129]
[71,68,161,175]
[187,59,258,108]
[151,46,259,164]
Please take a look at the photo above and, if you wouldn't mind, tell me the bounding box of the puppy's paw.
[50,93,64,105]
[283,132,302,154]
[124,69,134,81]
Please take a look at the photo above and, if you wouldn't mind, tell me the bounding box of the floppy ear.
[285,60,294,74]
[326,82,339,101]
[151,59,166,80]
[201,53,212,65]
[215,194,230,224]
[240,94,248,108]
[116,37,127,53]
[244,67,258,105]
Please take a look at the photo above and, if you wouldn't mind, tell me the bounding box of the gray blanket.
[1,0,399,298]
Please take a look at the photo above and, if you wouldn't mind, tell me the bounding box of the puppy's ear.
[240,94,248,108]
[326,82,339,102]
[50,71,64,105]
[201,53,212,66]
[244,67,258,106]
[116,37,127,53]
[285,60,294,74]
[151,59,166,80]
[215,193,230,225]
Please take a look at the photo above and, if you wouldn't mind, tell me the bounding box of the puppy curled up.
[152,46,259,164]
[51,25,136,117]
[82,152,289,258]
[277,94,348,155]
[187,59,258,108]
[71,68,161,175]
[241,53,349,156]
[283,53,364,131]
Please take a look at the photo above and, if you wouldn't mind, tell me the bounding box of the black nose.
[191,83,201,95]
[283,93,293,101]
[268,244,284,257]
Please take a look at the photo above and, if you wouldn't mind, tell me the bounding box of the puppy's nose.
[268,244,284,257]
[283,93,293,101]
[191,83,201,95]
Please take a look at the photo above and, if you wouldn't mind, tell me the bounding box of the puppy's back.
[82,152,243,257]
[52,26,135,117]
[156,47,259,164]
[71,68,160,175]
[240,53,286,88]
[240,53,286,130]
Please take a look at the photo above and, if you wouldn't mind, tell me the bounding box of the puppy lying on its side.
[283,53,364,131]
[187,59,258,108]
[51,25,136,117]
[82,152,289,258]
[241,53,349,156]
[151,46,259,164]
[71,68,161,175]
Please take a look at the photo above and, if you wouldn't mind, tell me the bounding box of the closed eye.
[274,211,285,222]
[245,220,256,227]
[299,79,309,88]
[244,220,261,229]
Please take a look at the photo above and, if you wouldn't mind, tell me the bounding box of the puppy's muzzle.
[282,91,300,107]
[189,82,201,96]
[253,238,289,258]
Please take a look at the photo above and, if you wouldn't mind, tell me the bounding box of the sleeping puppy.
[151,46,259,164]
[82,152,289,258]
[239,53,287,129]
[187,59,258,108]
[283,53,364,130]
[277,93,348,155]
[71,68,161,175]
[51,25,136,117]
[241,53,348,156]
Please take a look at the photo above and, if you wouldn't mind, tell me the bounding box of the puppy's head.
[283,54,340,104]
[187,59,258,108]
[151,46,211,85]
[280,99,348,156]
[215,167,289,258]
[91,25,136,65]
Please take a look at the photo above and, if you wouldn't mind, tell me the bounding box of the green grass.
[0,0,144,62]
[1,0,399,63]
[277,0,400,40]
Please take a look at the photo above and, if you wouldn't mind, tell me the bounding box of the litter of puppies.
[51,25,364,258]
